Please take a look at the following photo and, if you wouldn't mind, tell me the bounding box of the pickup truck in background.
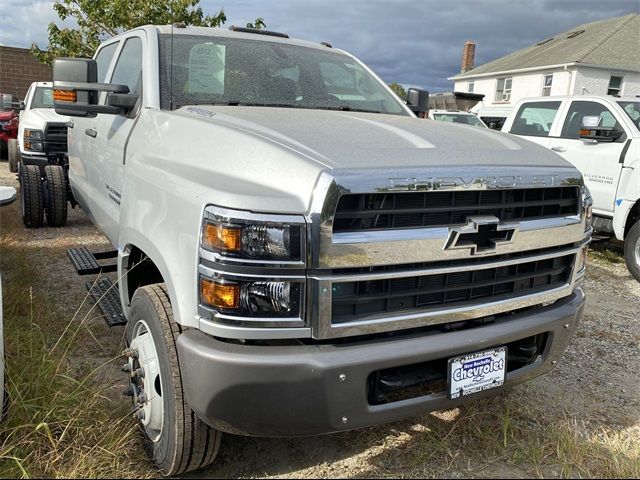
[52,25,591,475]
[503,95,640,280]
[0,94,19,161]
[13,81,70,228]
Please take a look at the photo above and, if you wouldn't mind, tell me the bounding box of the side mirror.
[0,186,17,206]
[406,88,429,116]
[17,101,25,111]
[53,58,135,116]
[579,115,623,143]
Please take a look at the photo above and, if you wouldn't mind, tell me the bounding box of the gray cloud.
[1,0,637,92]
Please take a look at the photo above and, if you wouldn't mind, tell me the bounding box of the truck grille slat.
[331,254,574,324]
[333,187,580,232]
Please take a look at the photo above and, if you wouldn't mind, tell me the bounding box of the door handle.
[550,146,566,153]
[85,128,97,138]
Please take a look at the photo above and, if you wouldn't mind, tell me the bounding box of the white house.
[449,13,640,126]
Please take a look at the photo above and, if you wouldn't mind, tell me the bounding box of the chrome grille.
[333,187,580,233]
[331,253,574,324]
[44,123,68,155]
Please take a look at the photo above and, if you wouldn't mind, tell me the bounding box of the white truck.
[10,81,70,228]
[428,109,488,128]
[502,95,640,280]
[51,25,591,475]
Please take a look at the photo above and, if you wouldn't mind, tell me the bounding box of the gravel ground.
[0,161,638,478]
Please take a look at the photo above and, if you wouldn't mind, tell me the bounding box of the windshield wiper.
[179,102,382,114]
[310,105,382,114]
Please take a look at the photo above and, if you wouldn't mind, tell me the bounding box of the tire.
[19,164,44,228]
[44,165,68,227]
[624,220,640,282]
[8,139,19,173]
[126,284,221,476]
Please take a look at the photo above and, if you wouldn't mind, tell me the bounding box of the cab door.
[89,33,145,244]
[68,40,120,221]
[548,100,628,216]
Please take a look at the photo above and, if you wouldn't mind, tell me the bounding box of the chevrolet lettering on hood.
[387,174,561,191]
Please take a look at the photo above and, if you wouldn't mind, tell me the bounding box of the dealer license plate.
[448,346,507,399]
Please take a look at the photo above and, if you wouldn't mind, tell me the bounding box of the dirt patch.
[1,161,638,478]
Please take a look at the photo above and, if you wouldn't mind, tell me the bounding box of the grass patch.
[352,393,640,478]
[0,243,152,477]
[589,248,624,264]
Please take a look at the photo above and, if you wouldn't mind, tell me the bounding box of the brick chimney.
[461,41,476,73]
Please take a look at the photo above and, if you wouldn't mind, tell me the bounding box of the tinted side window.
[510,101,561,137]
[110,37,142,95]
[561,101,624,140]
[95,42,118,83]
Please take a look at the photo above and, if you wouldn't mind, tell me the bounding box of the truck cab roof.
[119,24,342,55]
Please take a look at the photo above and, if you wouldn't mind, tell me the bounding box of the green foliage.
[388,82,407,99]
[31,0,265,65]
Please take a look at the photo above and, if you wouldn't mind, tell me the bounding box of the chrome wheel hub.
[128,320,164,442]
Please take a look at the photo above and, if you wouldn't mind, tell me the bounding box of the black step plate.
[86,278,127,327]
[68,247,117,275]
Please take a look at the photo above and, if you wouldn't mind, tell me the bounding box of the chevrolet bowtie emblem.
[444,216,519,255]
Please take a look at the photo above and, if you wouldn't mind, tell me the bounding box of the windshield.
[432,113,486,127]
[31,87,54,109]
[159,34,407,115]
[618,101,640,130]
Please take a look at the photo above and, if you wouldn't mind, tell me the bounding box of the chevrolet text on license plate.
[448,346,507,399]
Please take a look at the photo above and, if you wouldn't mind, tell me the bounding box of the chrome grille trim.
[307,166,589,340]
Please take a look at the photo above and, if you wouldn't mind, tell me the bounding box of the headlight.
[200,277,302,317]
[24,140,44,152]
[201,207,305,263]
[24,129,43,140]
[198,206,307,327]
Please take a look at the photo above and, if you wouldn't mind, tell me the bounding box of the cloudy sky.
[0,0,637,91]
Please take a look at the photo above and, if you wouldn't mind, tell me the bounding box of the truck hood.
[178,105,575,171]
[19,108,68,129]
[0,110,16,121]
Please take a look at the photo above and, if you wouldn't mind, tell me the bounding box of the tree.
[388,82,407,100]
[31,0,265,65]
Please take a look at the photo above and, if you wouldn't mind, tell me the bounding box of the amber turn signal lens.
[203,222,241,252]
[53,89,77,102]
[201,278,240,309]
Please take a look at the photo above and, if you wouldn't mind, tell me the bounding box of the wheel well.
[624,200,640,238]
[125,246,165,304]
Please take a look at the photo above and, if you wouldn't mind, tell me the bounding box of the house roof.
[452,13,639,79]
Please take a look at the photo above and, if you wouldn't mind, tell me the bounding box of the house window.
[608,76,623,96]
[542,74,553,96]
[495,77,512,102]
[468,81,475,93]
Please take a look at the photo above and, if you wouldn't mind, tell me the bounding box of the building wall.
[571,66,640,96]
[454,66,640,118]
[0,46,51,100]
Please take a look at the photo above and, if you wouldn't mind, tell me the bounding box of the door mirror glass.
[406,88,429,116]
[580,115,624,142]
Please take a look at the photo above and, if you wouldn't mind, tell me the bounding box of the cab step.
[86,278,127,327]
[67,247,118,275]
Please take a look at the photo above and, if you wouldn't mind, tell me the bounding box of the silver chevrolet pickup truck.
[52,24,591,475]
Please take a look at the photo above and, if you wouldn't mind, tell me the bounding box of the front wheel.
[125,284,221,476]
[44,165,68,227]
[19,164,44,228]
[624,220,640,282]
